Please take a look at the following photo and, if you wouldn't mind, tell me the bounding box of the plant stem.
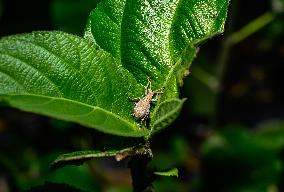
[213,9,276,126]
[128,155,154,192]
[216,10,276,90]
[227,11,275,45]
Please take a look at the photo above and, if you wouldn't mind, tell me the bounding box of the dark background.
[0,0,284,191]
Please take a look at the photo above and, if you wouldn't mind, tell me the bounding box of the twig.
[227,11,275,45]
[217,11,275,84]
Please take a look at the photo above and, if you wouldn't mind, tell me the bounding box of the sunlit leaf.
[85,0,230,133]
[0,0,230,136]
[0,32,148,137]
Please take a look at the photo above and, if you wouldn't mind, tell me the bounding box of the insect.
[132,77,163,126]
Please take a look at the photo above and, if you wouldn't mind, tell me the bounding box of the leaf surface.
[85,0,229,134]
[0,32,148,137]
[0,0,230,137]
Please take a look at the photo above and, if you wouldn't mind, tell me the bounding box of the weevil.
[132,77,163,126]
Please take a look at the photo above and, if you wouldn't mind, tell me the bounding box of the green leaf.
[47,165,101,192]
[50,150,118,171]
[86,0,229,81]
[1,0,230,137]
[154,168,179,177]
[85,0,229,133]
[0,31,149,137]
[150,98,186,133]
[84,0,125,60]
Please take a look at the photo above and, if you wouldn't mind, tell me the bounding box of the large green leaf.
[0,0,229,137]
[85,0,229,134]
[0,32,148,137]
[86,0,228,81]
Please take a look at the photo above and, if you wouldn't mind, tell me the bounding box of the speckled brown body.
[132,78,163,125]
[133,90,154,121]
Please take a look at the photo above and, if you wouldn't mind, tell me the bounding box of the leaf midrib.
[3,93,139,129]
[1,35,105,105]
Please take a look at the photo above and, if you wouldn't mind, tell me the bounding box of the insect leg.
[145,76,152,95]
[154,87,164,94]
[128,96,140,102]
[141,115,148,127]
[151,87,164,102]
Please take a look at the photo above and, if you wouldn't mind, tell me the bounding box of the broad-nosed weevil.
[131,77,163,126]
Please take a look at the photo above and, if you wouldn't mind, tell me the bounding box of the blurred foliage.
[199,125,283,192]
[46,165,100,192]
[185,57,218,117]
[271,0,284,13]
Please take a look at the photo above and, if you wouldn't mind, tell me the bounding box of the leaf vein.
[186,4,206,36]
[19,38,99,105]
[0,70,28,93]
[0,52,64,97]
